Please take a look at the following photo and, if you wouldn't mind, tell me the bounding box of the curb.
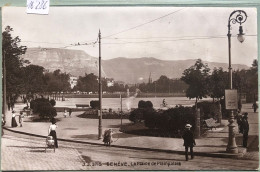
[4,127,245,159]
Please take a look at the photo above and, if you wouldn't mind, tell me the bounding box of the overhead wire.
[102,8,187,39]
[102,34,257,45]
[23,35,99,56]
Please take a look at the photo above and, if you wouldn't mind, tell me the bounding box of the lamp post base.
[98,125,102,140]
[226,111,238,154]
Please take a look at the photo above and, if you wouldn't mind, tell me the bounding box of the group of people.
[63,109,72,118]
[183,110,250,161]
[11,111,24,128]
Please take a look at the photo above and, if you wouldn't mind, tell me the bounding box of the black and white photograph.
[1,6,259,170]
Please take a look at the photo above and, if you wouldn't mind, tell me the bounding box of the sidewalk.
[2,103,258,159]
[1,134,85,170]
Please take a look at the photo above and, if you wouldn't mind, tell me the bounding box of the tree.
[181,59,210,107]
[2,26,28,102]
[45,69,71,93]
[246,59,258,102]
[21,65,46,95]
[208,67,228,101]
[75,73,98,92]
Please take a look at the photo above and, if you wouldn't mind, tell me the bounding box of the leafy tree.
[246,59,258,102]
[2,26,28,101]
[181,59,210,107]
[21,65,46,95]
[75,73,98,92]
[45,69,71,93]
[208,67,228,101]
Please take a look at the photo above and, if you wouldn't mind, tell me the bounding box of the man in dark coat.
[252,102,258,113]
[241,113,249,148]
[182,124,196,161]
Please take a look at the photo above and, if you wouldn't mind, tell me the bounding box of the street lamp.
[226,10,247,153]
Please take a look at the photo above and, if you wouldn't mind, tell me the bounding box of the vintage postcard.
[1,6,258,170]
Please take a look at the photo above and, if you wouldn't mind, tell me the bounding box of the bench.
[76,104,89,108]
[204,118,220,130]
[22,109,32,116]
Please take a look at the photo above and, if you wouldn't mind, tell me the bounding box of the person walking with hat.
[182,124,196,161]
[241,112,249,148]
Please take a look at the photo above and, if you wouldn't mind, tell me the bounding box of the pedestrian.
[2,115,5,136]
[11,111,18,128]
[182,123,196,161]
[103,129,113,146]
[237,110,243,133]
[48,118,58,148]
[64,109,67,118]
[241,112,249,148]
[252,102,258,113]
[19,111,24,127]
[11,102,14,111]
[69,108,72,117]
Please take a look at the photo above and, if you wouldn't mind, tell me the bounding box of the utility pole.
[98,29,102,139]
[120,94,122,131]
[2,51,7,123]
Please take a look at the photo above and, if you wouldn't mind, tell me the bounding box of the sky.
[2,7,258,66]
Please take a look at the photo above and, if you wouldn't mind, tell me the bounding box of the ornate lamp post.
[226,10,247,153]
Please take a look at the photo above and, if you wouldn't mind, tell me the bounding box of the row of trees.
[181,59,258,105]
[3,26,71,103]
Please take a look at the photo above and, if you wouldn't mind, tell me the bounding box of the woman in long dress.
[48,118,58,148]
[11,111,18,128]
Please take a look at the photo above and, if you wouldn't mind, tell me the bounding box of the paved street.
[2,130,259,170]
[1,103,259,170]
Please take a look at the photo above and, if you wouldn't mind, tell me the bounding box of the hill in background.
[22,48,249,84]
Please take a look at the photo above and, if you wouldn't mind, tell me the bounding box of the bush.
[138,100,153,108]
[90,100,100,109]
[30,98,57,119]
[144,108,157,129]
[129,108,144,123]
[130,100,154,124]
[164,106,195,133]
[50,99,56,107]
[138,100,146,108]
[145,101,153,108]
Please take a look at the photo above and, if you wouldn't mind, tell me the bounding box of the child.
[19,111,24,127]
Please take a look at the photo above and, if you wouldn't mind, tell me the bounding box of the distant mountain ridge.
[22,48,249,84]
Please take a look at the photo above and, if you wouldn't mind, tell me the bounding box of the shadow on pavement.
[113,133,138,138]
[71,134,98,139]
[63,128,78,130]
[7,146,45,149]
[29,150,46,153]
[195,145,226,148]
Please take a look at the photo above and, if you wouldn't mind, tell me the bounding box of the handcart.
[45,136,55,153]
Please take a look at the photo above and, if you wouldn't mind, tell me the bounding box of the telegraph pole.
[2,51,7,123]
[98,30,103,139]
